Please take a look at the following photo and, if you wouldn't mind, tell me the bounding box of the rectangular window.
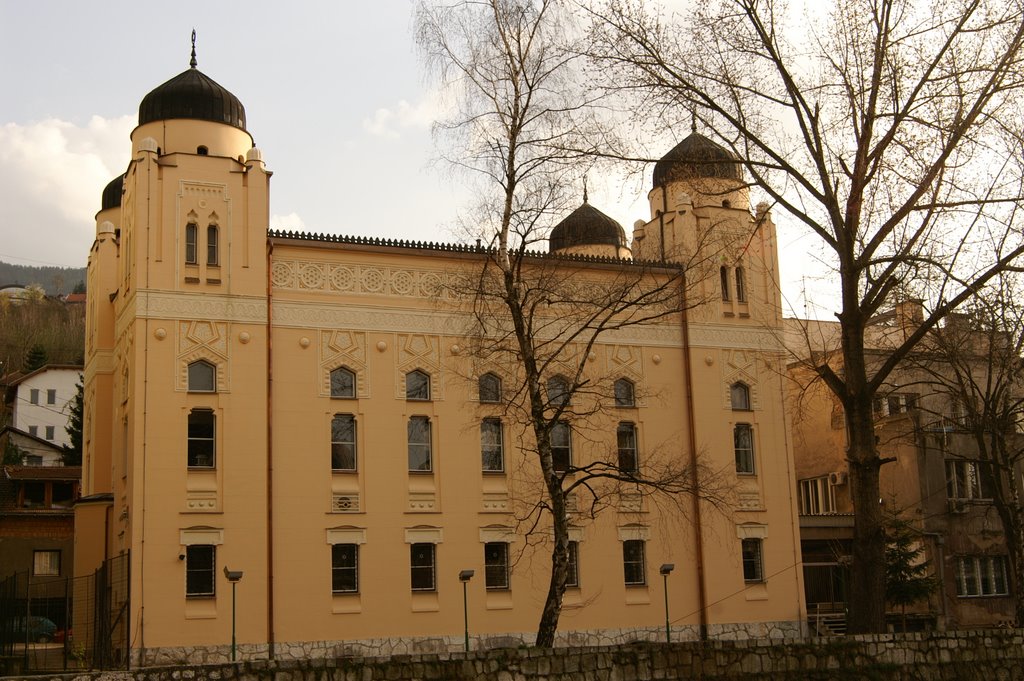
[207,225,219,265]
[331,414,357,471]
[742,538,764,582]
[46,389,56,405]
[21,482,45,507]
[33,550,60,576]
[481,418,504,472]
[552,421,571,473]
[622,539,646,585]
[30,389,39,405]
[45,425,55,440]
[331,544,359,593]
[734,423,755,474]
[798,477,836,515]
[28,425,38,437]
[410,543,436,591]
[946,459,994,500]
[185,224,198,264]
[484,542,510,590]
[956,556,1009,597]
[566,540,580,588]
[187,409,216,468]
[186,545,216,597]
[408,416,432,472]
[617,422,638,473]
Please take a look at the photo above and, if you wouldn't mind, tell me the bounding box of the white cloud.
[362,96,442,140]
[0,115,134,267]
[270,213,307,232]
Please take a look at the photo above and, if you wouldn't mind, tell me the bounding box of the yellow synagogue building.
[74,51,806,665]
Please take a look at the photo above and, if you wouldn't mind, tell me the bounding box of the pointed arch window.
[187,360,216,393]
[614,378,635,407]
[330,366,356,399]
[730,382,751,411]
[548,375,570,408]
[406,370,431,401]
[207,225,219,266]
[185,223,198,265]
[720,266,731,301]
[479,373,502,403]
[735,266,746,302]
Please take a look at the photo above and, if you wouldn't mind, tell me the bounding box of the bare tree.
[587,0,1024,632]
[917,277,1024,625]
[417,0,725,646]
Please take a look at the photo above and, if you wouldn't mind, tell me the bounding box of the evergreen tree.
[24,344,47,372]
[885,513,938,631]
[62,379,83,466]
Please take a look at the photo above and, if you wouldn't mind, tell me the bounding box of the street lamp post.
[223,567,244,661]
[659,564,675,643]
[458,569,475,653]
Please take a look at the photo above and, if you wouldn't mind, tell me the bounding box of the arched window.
[720,266,731,301]
[207,225,219,266]
[614,378,635,407]
[734,423,755,474]
[185,223,198,264]
[197,145,209,156]
[187,360,216,393]
[735,266,746,302]
[547,375,570,407]
[730,382,750,410]
[330,367,356,399]
[406,370,431,401]
[479,373,502,403]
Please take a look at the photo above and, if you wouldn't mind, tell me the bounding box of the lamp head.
[659,563,675,576]
[458,569,475,582]
[223,566,244,582]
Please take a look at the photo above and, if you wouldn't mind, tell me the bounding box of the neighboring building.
[0,425,65,467]
[787,304,1016,632]
[0,465,80,579]
[75,50,805,665]
[7,365,82,451]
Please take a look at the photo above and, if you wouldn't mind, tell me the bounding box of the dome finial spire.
[583,175,589,204]
[190,29,198,69]
[691,109,697,133]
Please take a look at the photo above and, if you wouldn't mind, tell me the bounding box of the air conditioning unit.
[948,499,969,514]
[332,494,360,513]
[828,471,848,486]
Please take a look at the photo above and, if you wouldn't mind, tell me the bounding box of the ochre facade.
[76,56,805,664]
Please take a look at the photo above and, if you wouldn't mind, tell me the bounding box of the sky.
[0,1,826,317]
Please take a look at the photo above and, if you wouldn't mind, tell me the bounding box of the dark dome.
[549,202,626,253]
[653,132,742,186]
[139,67,246,130]
[101,174,124,211]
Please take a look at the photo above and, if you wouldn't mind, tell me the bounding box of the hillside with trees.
[0,260,86,296]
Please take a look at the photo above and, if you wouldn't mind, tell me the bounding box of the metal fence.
[0,552,129,675]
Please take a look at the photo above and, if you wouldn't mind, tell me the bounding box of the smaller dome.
[653,132,742,186]
[139,67,246,130]
[549,202,626,253]
[101,174,124,211]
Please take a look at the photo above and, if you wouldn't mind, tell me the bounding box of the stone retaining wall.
[12,629,1024,681]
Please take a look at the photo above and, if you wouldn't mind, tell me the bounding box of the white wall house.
[9,365,82,453]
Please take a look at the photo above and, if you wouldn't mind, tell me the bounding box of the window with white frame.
[735,266,747,302]
[187,360,216,392]
[207,225,219,266]
[622,539,646,585]
[33,550,60,576]
[720,266,731,301]
[185,223,198,265]
[798,476,837,515]
[566,540,580,588]
[481,418,504,472]
[331,414,357,471]
[742,538,764,582]
[946,459,994,500]
[410,543,436,591]
[405,370,431,401]
[484,542,510,590]
[617,422,638,473]
[331,544,359,593]
[873,393,918,417]
[551,421,571,472]
[186,545,216,597]
[955,555,1009,597]
[187,409,215,468]
[408,416,432,471]
[330,367,356,399]
[734,423,755,474]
